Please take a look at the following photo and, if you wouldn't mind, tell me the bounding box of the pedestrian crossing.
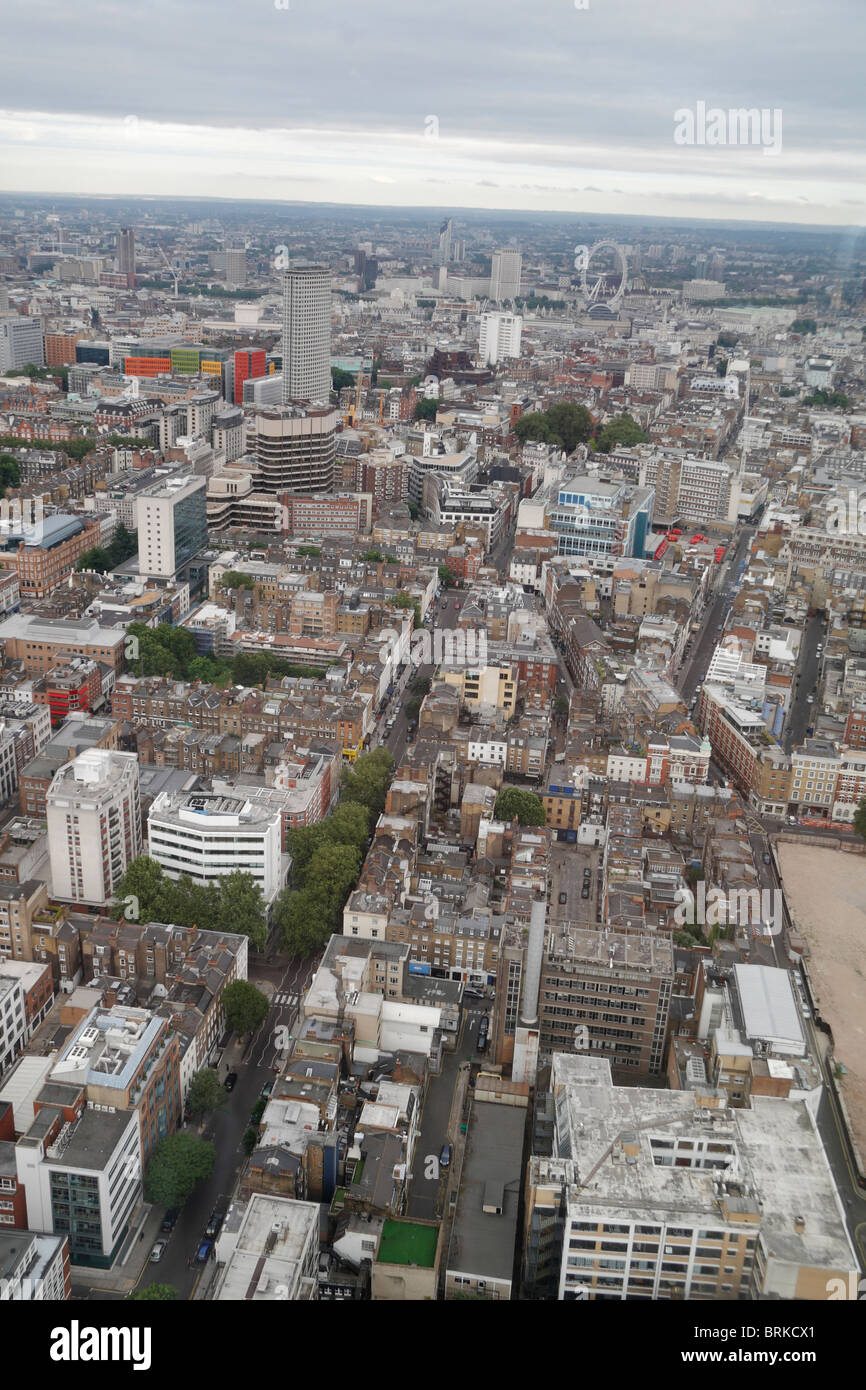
[273,991,298,1007]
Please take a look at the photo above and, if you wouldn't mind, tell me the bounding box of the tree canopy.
[276,749,394,956]
[114,858,267,950]
[513,402,594,453]
[127,1285,178,1301]
[186,1069,226,1118]
[221,979,270,1037]
[595,414,649,454]
[494,787,547,827]
[144,1134,215,1208]
[414,398,439,421]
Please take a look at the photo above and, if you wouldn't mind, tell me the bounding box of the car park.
[150,1240,167,1263]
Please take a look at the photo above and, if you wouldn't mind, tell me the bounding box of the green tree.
[596,413,649,454]
[362,549,384,562]
[186,1069,225,1118]
[144,1134,215,1208]
[438,565,456,587]
[513,411,552,445]
[77,547,112,573]
[545,402,594,453]
[113,856,176,924]
[791,318,817,335]
[276,888,330,956]
[554,694,570,718]
[342,747,395,822]
[221,979,270,1037]
[219,570,256,590]
[331,367,356,390]
[413,398,439,421]
[242,1126,259,1155]
[127,1284,178,1301]
[297,545,322,557]
[216,871,267,951]
[853,797,866,843]
[494,787,546,826]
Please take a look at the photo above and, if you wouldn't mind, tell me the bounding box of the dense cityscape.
[0,0,864,1363]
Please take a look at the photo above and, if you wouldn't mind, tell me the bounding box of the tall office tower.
[436,218,453,267]
[0,317,45,371]
[0,287,8,313]
[489,248,522,302]
[478,311,523,365]
[225,247,247,286]
[117,226,135,285]
[46,750,142,908]
[280,264,331,406]
[136,472,208,577]
[254,404,337,493]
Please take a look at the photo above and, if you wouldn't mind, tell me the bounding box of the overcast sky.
[1,0,863,225]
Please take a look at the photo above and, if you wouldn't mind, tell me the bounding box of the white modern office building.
[0,316,45,372]
[148,790,284,902]
[478,311,522,366]
[280,264,331,405]
[136,472,208,578]
[489,249,522,303]
[46,750,142,908]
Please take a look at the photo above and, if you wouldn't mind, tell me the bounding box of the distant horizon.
[1,188,863,240]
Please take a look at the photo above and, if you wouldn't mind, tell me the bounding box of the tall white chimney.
[520,892,547,1027]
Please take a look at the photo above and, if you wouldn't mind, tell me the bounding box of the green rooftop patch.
[377,1218,438,1268]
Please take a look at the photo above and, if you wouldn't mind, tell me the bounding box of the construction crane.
[157,244,180,298]
[344,365,367,427]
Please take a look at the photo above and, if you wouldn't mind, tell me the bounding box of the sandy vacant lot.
[778,843,866,1155]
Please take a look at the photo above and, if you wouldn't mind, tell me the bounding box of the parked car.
[439,1144,452,1169]
[195,1239,213,1264]
[558,891,567,905]
[160,1208,180,1234]
[224,1072,238,1091]
[763,852,771,865]
[260,1080,274,1100]
[205,1209,226,1239]
[150,1240,167,1263]
[581,885,590,899]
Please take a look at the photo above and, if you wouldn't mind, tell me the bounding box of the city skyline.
[0,0,863,227]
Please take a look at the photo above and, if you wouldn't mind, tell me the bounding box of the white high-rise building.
[489,249,522,303]
[148,790,284,903]
[225,247,247,287]
[479,311,523,366]
[0,317,44,372]
[280,264,331,406]
[46,750,142,908]
[136,472,208,578]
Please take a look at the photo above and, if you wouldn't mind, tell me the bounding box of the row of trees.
[114,857,268,951]
[123,621,328,686]
[275,748,395,956]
